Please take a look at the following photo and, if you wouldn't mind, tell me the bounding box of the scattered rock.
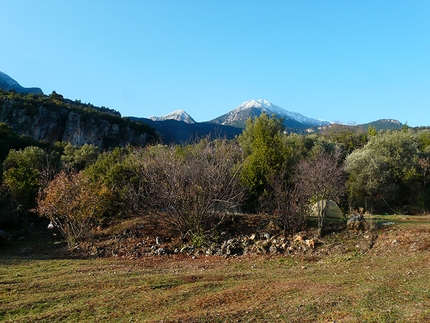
[261,232,271,240]
[305,239,315,249]
[294,235,304,242]
[155,247,166,255]
[269,245,279,254]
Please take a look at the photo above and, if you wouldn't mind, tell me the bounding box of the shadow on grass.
[0,219,79,261]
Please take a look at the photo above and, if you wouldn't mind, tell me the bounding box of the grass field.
[1,215,430,322]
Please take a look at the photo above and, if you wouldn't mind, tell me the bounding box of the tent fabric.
[310,200,344,218]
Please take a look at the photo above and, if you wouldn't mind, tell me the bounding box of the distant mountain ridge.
[0,71,409,146]
[129,117,242,144]
[143,100,405,143]
[139,99,333,143]
[358,119,403,131]
[0,71,43,94]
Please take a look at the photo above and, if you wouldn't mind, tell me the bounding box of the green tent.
[310,200,344,218]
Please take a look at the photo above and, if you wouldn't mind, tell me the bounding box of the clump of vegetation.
[36,171,113,246]
[131,139,247,240]
[295,150,346,236]
[1,104,430,247]
[2,146,56,213]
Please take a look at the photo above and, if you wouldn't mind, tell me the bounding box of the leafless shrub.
[132,139,247,239]
[294,150,346,236]
[262,167,308,236]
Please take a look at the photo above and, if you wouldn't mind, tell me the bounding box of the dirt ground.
[2,214,429,265]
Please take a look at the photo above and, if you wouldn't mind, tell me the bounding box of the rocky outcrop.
[0,93,157,149]
[1,101,67,143]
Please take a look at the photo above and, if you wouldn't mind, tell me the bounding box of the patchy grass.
[1,215,430,322]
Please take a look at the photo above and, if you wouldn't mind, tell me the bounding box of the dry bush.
[266,169,307,236]
[295,150,346,235]
[132,140,247,239]
[36,171,113,246]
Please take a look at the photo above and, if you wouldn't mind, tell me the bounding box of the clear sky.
[1,1,429,126]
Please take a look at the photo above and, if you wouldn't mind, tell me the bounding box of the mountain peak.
[149,110,195,124]
[237,99,273,110]
[211,99,329,129]
[0,71,43,94]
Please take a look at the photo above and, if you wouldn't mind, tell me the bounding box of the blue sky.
[1,1,429,126]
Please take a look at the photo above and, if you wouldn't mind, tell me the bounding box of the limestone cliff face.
[0,94,157,149]
[1,102,68,143]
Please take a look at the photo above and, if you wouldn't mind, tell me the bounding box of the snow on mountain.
[211,99,329,129]
[0,71,43,94]
[149,110,195,124]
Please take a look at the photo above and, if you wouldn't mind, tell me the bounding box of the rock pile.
[87,227,319,258]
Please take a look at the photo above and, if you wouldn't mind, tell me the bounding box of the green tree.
[345,131,421,212]
[322,124,368,155]
[61,143,99,171]
[238,113,289,211]
[83,147,138,219]
[415,130,430,210]
[345,149,397,213]
[0,123,39,166]
[2,146,46,212]
[0,123,13,162]
[367,126,378,137]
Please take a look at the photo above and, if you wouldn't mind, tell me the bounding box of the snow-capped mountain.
[210,99,330,129]
[149,110,195,124]
[0,71,43,94]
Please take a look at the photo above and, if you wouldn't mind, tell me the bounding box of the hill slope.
[0,71,43,94]
[359,118,403,131]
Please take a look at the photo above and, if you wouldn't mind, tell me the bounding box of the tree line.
[1,113,430,246]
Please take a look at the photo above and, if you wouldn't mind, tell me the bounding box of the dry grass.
[1,215,430,322]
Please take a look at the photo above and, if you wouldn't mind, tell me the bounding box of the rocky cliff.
[0,90,157,149]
